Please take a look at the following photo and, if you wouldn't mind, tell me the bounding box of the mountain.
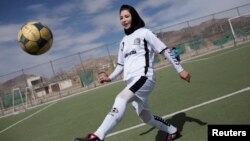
[0,74,33,96]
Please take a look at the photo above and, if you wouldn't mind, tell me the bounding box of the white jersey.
[109,28,183,81]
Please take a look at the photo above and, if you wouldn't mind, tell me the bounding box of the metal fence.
[0,3,250,117]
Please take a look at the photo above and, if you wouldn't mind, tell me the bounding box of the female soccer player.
[74,4,190,141]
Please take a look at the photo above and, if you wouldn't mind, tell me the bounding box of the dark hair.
[120,4,145,35]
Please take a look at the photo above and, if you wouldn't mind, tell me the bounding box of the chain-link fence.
[1,3,250,117]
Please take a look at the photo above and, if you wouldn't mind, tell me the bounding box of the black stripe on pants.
[129,76,147,93]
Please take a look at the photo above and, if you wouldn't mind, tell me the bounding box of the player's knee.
[139,110,153,123]
[108,107,122,121]
[108,97,127,120]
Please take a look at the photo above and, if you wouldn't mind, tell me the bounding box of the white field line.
[0,102,57,134]
[106,87,250,138]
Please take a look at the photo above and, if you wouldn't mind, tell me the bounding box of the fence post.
[186,21,194,55]
[50,60,56,78]
[236,7,240,16]
[50,60,62,97]
[78,52,85,72]
[0,96,4,116]
[105,45,115,71]
[78,52,88,88]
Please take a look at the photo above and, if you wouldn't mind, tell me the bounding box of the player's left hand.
[179,70,191,83]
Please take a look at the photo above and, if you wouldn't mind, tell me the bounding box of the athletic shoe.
[74,133,103,141]
[165,128,181,141]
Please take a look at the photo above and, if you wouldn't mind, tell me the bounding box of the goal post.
[12,88,26,113]
[228,13,250,43]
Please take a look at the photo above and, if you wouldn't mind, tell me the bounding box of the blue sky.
[0,0,250,76]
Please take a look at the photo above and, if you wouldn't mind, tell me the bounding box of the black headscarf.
[120,4,145,35]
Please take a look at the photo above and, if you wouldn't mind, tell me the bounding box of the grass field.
[0,43,250,141]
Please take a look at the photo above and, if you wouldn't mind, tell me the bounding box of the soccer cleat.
[165,128,181,141]
[74,133,103,141]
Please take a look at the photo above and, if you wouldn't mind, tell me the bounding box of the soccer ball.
[17,21,53,55]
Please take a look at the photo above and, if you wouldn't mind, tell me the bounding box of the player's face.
[120,9,132,29]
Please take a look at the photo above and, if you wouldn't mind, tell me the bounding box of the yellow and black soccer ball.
[17,21,53,55]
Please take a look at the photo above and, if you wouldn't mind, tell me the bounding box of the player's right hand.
[98,75,111,83]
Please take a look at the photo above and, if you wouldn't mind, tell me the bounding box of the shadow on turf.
[139,112,207,141]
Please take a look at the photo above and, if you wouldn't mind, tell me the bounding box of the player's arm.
[99,42,124,83]
[145,29,190,82]
[108,64,123,81]
[99,64,123,83]
[161,48,191,82]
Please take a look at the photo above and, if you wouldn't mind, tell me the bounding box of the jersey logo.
[109,107,119,117]
[125,50,137,58]
[133,38,141,45]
